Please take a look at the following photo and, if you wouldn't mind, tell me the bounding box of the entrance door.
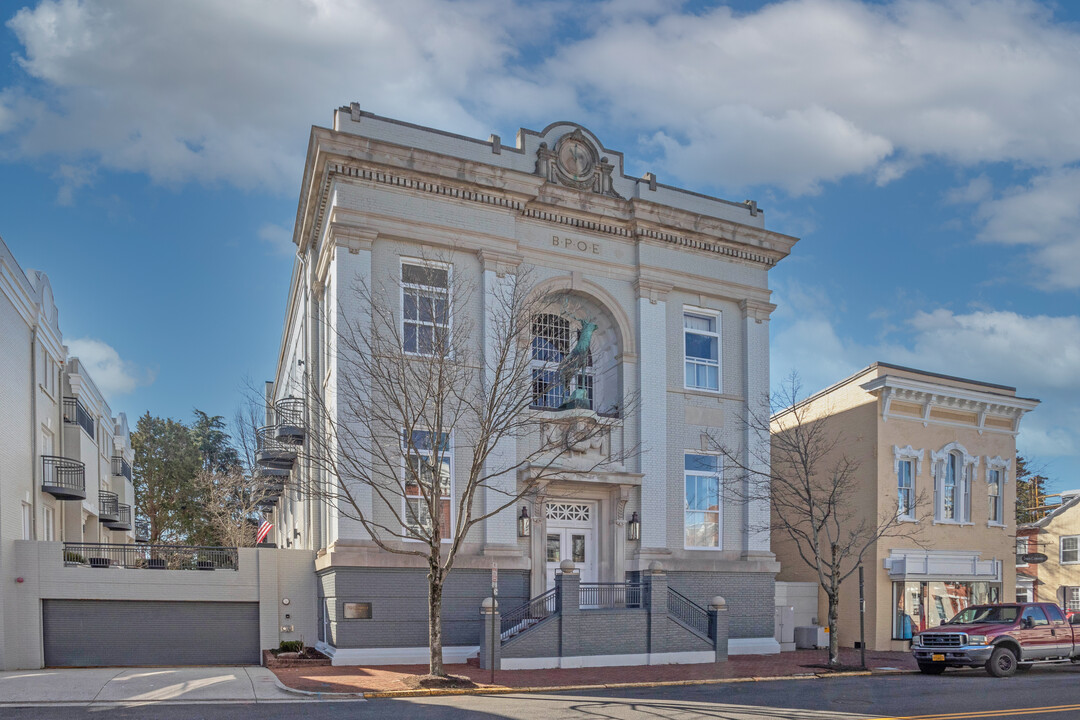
[544,501,597,592]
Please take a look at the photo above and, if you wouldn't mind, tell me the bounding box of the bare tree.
[714,371,923,668]
[191,468,268,547]
[295,261,636,678]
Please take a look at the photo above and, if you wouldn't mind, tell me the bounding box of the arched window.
[943,453,958,520]
[932,444,974,523]
[530,313,593,409]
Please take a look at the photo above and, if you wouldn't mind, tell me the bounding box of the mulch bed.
[401,673,478,690]
[263,648,332,668]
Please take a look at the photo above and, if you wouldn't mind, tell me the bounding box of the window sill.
[987,521,1007,528]
[678,387,742,402]
[897,517,919,524]
[931,520,974,526]
[684,545,724,551]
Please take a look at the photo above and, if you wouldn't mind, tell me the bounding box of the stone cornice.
[861,375,1039,435]
[301,137,794,270]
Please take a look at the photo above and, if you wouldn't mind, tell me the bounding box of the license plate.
[931,654,945,662]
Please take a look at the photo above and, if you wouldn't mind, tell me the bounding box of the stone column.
[477,250,524,548]
[740,299,775,556]
[478,597,501,670]
[556,560,580,659]
[709,595,729,662]
[645,561,667,656]
[636,279,672,552]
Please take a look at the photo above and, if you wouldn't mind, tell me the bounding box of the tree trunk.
[428,562,445,677]
[827,589,840,667]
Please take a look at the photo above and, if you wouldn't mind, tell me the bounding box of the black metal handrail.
[668,587,710,637]
[99,490,119,518]
[501,587,559,641]
[112,504,132,527]
[112,455,132,481]
[579,582,645,609]
[257,425,293,453]
[62,542,239,570]
[63,396,95,437]
[134,520,150,543]
[275,397,304,427]
[42,455,85,493]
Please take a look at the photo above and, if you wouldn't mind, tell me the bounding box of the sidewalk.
[0,666,307,706]
[271,649,918,695]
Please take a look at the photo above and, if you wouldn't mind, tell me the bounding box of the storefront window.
[893,580,1001,639]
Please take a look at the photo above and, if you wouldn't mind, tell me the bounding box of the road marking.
[871,703,1080,719]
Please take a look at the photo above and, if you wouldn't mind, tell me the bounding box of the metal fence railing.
[579,582,645,609]
[667,587,710,637]
[501,587,559,642]
[62,542,239,571]
[111,455,132,481]
[42,455,85,496]
[105,504,132,531]
[63,396,95,437]
[98,491,119,520]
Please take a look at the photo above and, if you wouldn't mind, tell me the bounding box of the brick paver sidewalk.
[271,649,917,695]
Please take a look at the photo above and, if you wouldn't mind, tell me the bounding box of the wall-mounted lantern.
[517,506,531,537]
[627,511,641,541]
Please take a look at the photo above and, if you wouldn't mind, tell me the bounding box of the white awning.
[884,549,1001,582]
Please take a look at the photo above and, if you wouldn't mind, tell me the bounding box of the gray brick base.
[663,571,775,639]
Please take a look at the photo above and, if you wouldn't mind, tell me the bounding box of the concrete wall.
[6,542,315,669]
[319,566,529,649]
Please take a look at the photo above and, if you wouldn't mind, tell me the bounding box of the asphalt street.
[7,666,1080,719]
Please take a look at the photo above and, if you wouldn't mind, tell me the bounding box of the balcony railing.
[98,491,119,523]
[63,396,95,437]
[111,455,132,481]
[256,425,296,470]
[62,542,239,571]
[104,504,132,532]
[274,397,305,444]
[134,520,150,543]
[42,455,86,500]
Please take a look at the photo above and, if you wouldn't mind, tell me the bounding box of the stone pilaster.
[741,299,775,555]
[636,278,672,551]
[709,596,729,662]
[478,598,501,670]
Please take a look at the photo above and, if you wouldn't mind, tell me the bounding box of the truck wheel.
[986,647,1018,677]
[918,663,946,675]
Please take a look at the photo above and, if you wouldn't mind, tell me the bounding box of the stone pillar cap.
[559,559,577,574]
[648,560,664,573]
[709,596,727,609]
[481,597,499,612]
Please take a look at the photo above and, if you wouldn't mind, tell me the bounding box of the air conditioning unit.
[794,626,828,649]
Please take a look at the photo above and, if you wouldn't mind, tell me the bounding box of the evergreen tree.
[1015,455,1048,524]
[131,412,201,544]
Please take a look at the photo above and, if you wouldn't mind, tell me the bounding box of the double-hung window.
[402,430,452,540]
[1016,538,1029,566]
[1062,536,1080,564]
[942,453,959,520]
[988,468,1003,524]
[897,459,915,520]
[401,262,450,355]
[684,311,720,392]
[684,453,722,549]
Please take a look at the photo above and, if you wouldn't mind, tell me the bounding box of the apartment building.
[0,235,137,668]
[260,107,798,666]
[771,363,1039,651]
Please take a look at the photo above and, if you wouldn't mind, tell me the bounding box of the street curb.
[271,676,366,700]
[355,668,901,699]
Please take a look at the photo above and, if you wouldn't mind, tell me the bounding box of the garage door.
[43,600,260,667]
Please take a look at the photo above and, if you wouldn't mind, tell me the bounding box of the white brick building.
[0,235,137,669]
[263,107,798,665]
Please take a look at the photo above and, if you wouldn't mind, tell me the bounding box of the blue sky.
[0,0,1077,490]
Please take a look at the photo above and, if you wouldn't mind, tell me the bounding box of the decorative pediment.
[892,445,924,475]
[536,129,622,198]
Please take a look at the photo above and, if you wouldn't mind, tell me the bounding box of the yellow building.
[771,363,1039,652]
[1019,493,1080,611]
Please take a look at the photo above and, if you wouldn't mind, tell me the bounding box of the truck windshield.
[947,606,1019,624]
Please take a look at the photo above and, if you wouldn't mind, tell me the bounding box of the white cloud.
[2,0,1080,199]
[257,223,294,256]
[973,168,1080,290]
[51,163,94,205]
[67,337,153,398]
[771,299,1080,463]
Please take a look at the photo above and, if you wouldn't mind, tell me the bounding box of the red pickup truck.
[911,602,1080,677]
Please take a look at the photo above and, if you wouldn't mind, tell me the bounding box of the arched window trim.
[930,442,978,525]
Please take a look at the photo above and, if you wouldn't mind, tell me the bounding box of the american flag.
[256,520,273,545]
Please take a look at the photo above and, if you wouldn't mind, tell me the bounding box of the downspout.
[29,325,38,539]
